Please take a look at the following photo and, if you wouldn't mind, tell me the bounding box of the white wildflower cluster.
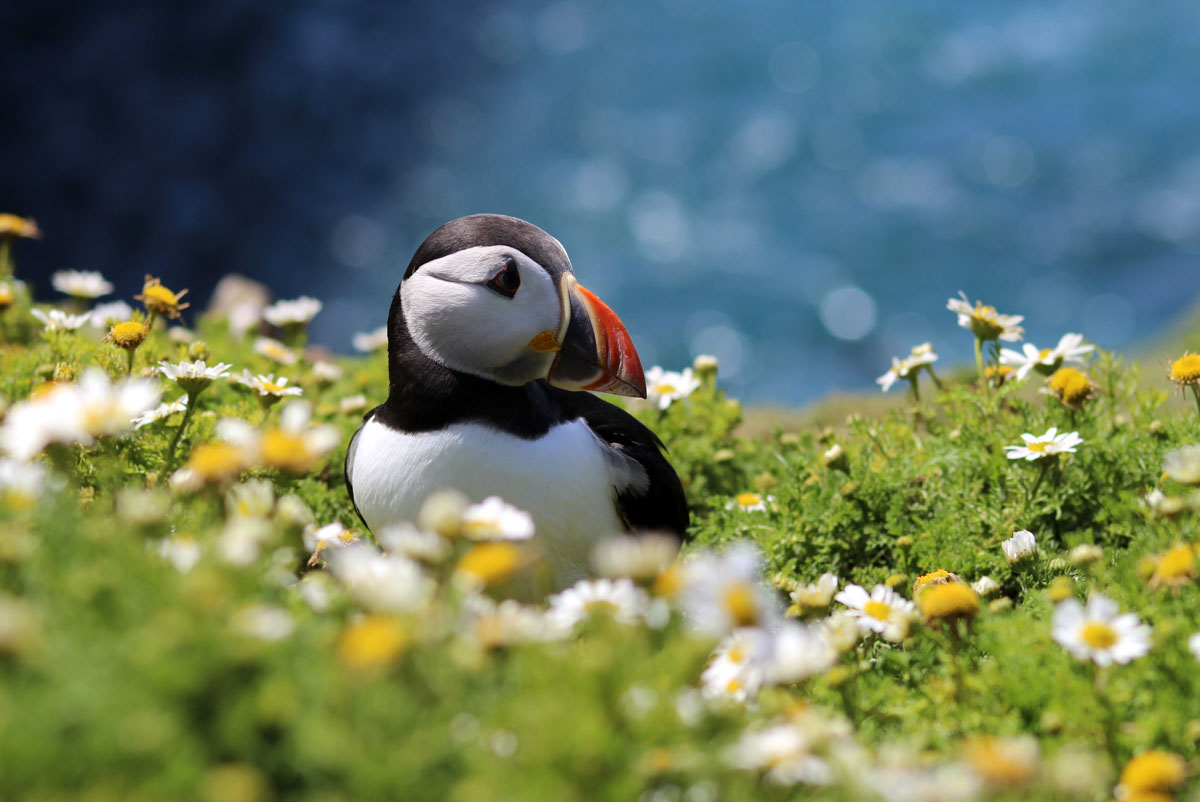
[1004,427,1083,461]
[0,369,160,460]
[1000,333,1093,380]
[877,342,938,393]
[51,269,113,299]
[262,296,322,328]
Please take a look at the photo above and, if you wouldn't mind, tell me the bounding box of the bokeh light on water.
[3,1,1199,404]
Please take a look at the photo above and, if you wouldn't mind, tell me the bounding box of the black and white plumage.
[346,214,687,579]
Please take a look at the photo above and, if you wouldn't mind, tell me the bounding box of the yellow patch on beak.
[528,330,561,353]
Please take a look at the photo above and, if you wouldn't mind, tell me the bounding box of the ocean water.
[5,1,1200,405]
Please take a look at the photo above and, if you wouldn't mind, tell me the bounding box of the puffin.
[345,214,688,580]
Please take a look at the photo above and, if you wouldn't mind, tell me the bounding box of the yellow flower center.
[187,442,247,482]
[913,569,953,593]
[1048,367,1091,405]
[969,303,1005,340]
[653,563,683,597]
[107,320,147,349]
[584,599,619,617]
[260,430,312,475]
[457,542,521,585]
[1170,353,1200,384]
[725,678,742,693]
[864,600,892,621]
[1080,621,1117,649]
[656,383,677,395]
[261,381,285,394]
[723,584,759,626]
[1038,348,1053,360]
[918,582,980,622]
[1121,750,1187,793]
[964,737,1038,788]
[0,286,14,310]
[143,284,178,309]
[1150,544,1195,585]
[1026,441,1049,453]
[338,615,407,669]
[736,492,762,508]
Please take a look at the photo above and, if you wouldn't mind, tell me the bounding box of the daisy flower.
[158,360,233,396]
[236,369,303,401]
[768,621,837,683]
[701,627,772,703]
[31,307,91,332]
[234,400,339,476]
[253,336,299,365]
[464,596,560,650]
[302,520,359,556]
[1051,593,1151,666]
[262,295,323,328]
[376,522,452,564]
[1163,445,1200,485]
[311,360,344,383]
[51,269,113,299]
[1003,427,1083,461]
[136,275,189,321]
[1001,530,1037,563]
[946,292,1024,342]
[591,533,680,581]
[1046,367,1093,409]
[545,577,648,631]
[999,333,1093,381]
[0,458,47,505]
[834,584,916,642]
[877,343,939,393]
[790,572,839,612]
[353,326,388,353]
[460,496,535,540]
[644,366,701,410]
[325,544,435,613]
[971,576,1000,596]
[727,491,772,512]
[131,397,188,429]
[339,394,368,414]
[87,300,134,330]
[231,604,295,642]
[681,543,780,635]
[728,721,834,786]
[155,535,202,573]
[1168,353,1200,387]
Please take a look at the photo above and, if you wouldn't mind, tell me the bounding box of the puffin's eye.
[487,257,521,299]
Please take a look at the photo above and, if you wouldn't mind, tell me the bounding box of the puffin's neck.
[379,291,563,439]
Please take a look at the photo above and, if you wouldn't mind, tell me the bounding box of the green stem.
[907,375,921,404]
[0,239,11,278]
[126,348,136,377]
[165,393,199,472]
[974,336,986,386]
[1022,461,1050,519]
[926,366,944,391]
[1191,385,1200,418]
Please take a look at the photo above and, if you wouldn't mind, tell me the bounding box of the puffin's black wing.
[546,386,689,538]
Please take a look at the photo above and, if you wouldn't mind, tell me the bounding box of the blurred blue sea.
[3,1,1199,405]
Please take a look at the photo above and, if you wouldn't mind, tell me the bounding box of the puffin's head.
[395,214,645,397]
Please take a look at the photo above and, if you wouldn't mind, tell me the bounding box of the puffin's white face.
[401,245,566,385]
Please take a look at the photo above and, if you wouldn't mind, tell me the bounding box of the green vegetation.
[1,257,1199,801]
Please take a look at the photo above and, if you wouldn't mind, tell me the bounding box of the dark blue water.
[4,1,1199,404]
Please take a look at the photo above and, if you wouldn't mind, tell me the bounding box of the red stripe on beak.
[574,284,646,397]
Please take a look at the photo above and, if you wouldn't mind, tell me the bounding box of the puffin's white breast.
[349,417,627,579]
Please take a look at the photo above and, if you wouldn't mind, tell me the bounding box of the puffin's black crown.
[403,214,572,282]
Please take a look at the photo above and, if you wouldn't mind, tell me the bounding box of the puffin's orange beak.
[546,274,646,398]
